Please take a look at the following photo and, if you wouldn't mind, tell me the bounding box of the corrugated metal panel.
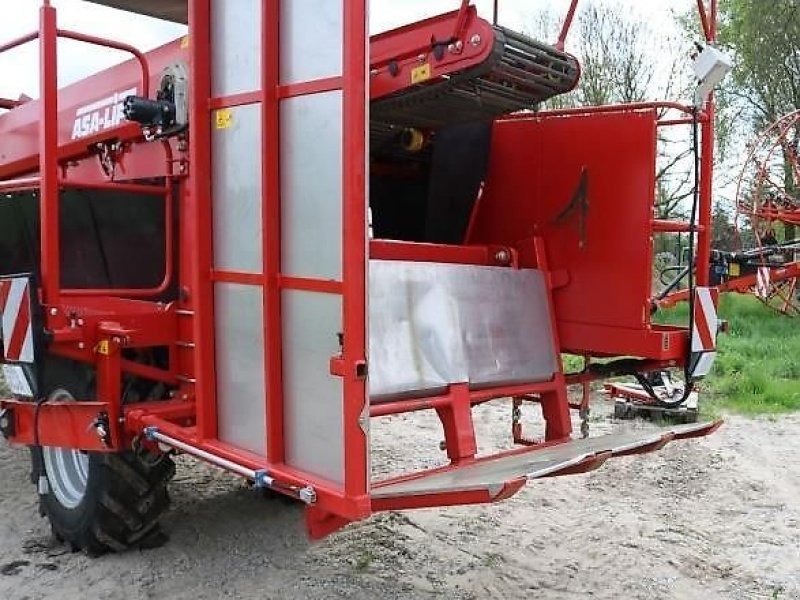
[84,0,187,23]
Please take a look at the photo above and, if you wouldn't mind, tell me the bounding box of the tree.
[715,0,800,244]
[717,0,799,131]
[711,204,739,251]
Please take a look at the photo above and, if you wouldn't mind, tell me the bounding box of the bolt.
[439,440,447,451]
[77,318,84,326]
[77,342,85,350]
[49,308,58,316]
[112,336,121,345]
[417,53,426,62]
[470,34,482,46]
[449,40,464,53]
[495,249,511,264]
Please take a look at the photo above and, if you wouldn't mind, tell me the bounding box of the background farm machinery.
[0,0,727,553]
[659,109,800,318]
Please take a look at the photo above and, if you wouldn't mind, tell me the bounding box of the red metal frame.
[659,262,800,309]
[0,1,723,540]
[370,6,495,100]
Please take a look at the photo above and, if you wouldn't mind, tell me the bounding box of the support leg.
[540,380,572,441]
[435,383,477,464]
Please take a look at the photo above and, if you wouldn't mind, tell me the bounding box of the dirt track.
[1,402,799,599]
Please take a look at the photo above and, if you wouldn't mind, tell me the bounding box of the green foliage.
[717,0,800,128]
[561,354,585,374]
[700,0,800,171]
[656,294,800,414]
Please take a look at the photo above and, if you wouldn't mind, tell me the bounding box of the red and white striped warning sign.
[0,277,35,363]
[690,286,719,378]
[756,266,770,299]
[691,287,719,353]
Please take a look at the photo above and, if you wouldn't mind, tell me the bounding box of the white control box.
[693,44,733,106]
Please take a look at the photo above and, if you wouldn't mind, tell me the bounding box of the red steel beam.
[556,0,579,51]
[652,219,706,233]
[695,0,718,287]
[39,3,60,305]
[263,0,284,467]
[343,0,370,513]
[659,261,800,308]
[187,0,217,441]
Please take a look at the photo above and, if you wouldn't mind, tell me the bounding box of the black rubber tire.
[30,359,175,555]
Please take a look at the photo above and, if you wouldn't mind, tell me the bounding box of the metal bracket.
[0,408,14,438]
[298,486,317,505]
[253,470,275,489]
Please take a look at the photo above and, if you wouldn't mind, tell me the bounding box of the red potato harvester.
[0,0,728,553]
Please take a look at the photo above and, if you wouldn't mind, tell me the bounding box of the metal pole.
[39,3,60,304]
[695,0,717,286]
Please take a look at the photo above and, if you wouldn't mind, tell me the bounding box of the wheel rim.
[42,389,89,509]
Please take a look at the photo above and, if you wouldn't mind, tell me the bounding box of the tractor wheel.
[30,360,175,555]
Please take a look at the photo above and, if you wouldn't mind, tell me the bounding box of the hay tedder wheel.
[30,361,175,555]
[734,109,800,318]
[758,276,800,318]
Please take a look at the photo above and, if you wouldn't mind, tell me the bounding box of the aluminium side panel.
[278,0,367,492]
[209,0,267,454]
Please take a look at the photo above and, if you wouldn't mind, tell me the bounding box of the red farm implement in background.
[659,110,800,318]
[0,0,726,553]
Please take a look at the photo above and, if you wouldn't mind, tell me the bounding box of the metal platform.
[372,421,721,500]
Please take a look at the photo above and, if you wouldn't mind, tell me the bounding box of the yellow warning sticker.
[411,63,432,85]
[180,35,190,49]
[95,340,110,356]
[215,109,233,130]
[728,262,740,277]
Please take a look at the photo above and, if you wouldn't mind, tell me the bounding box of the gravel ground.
[1,400,799,599]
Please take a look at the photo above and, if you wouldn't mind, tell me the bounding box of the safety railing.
[0,2,176,301]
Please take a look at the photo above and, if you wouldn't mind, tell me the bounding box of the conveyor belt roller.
[370,11,580,148]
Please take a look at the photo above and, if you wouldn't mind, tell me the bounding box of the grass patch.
[656,294,800,415]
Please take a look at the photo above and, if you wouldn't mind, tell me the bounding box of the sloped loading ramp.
[372,421,722,503]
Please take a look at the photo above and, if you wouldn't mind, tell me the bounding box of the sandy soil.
[1,400,799,600]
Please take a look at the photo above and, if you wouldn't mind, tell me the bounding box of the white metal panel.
[211,0,262,96]
[280,91,344,280]
[212,103,263,273]
[215,283,267,455]
[282,290,344,485]
[368,261,558,401]
[280,0,344,84]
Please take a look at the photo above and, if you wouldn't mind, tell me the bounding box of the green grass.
[656,294,800,415]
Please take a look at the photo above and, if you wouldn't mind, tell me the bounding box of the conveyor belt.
[370,26,579,149]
